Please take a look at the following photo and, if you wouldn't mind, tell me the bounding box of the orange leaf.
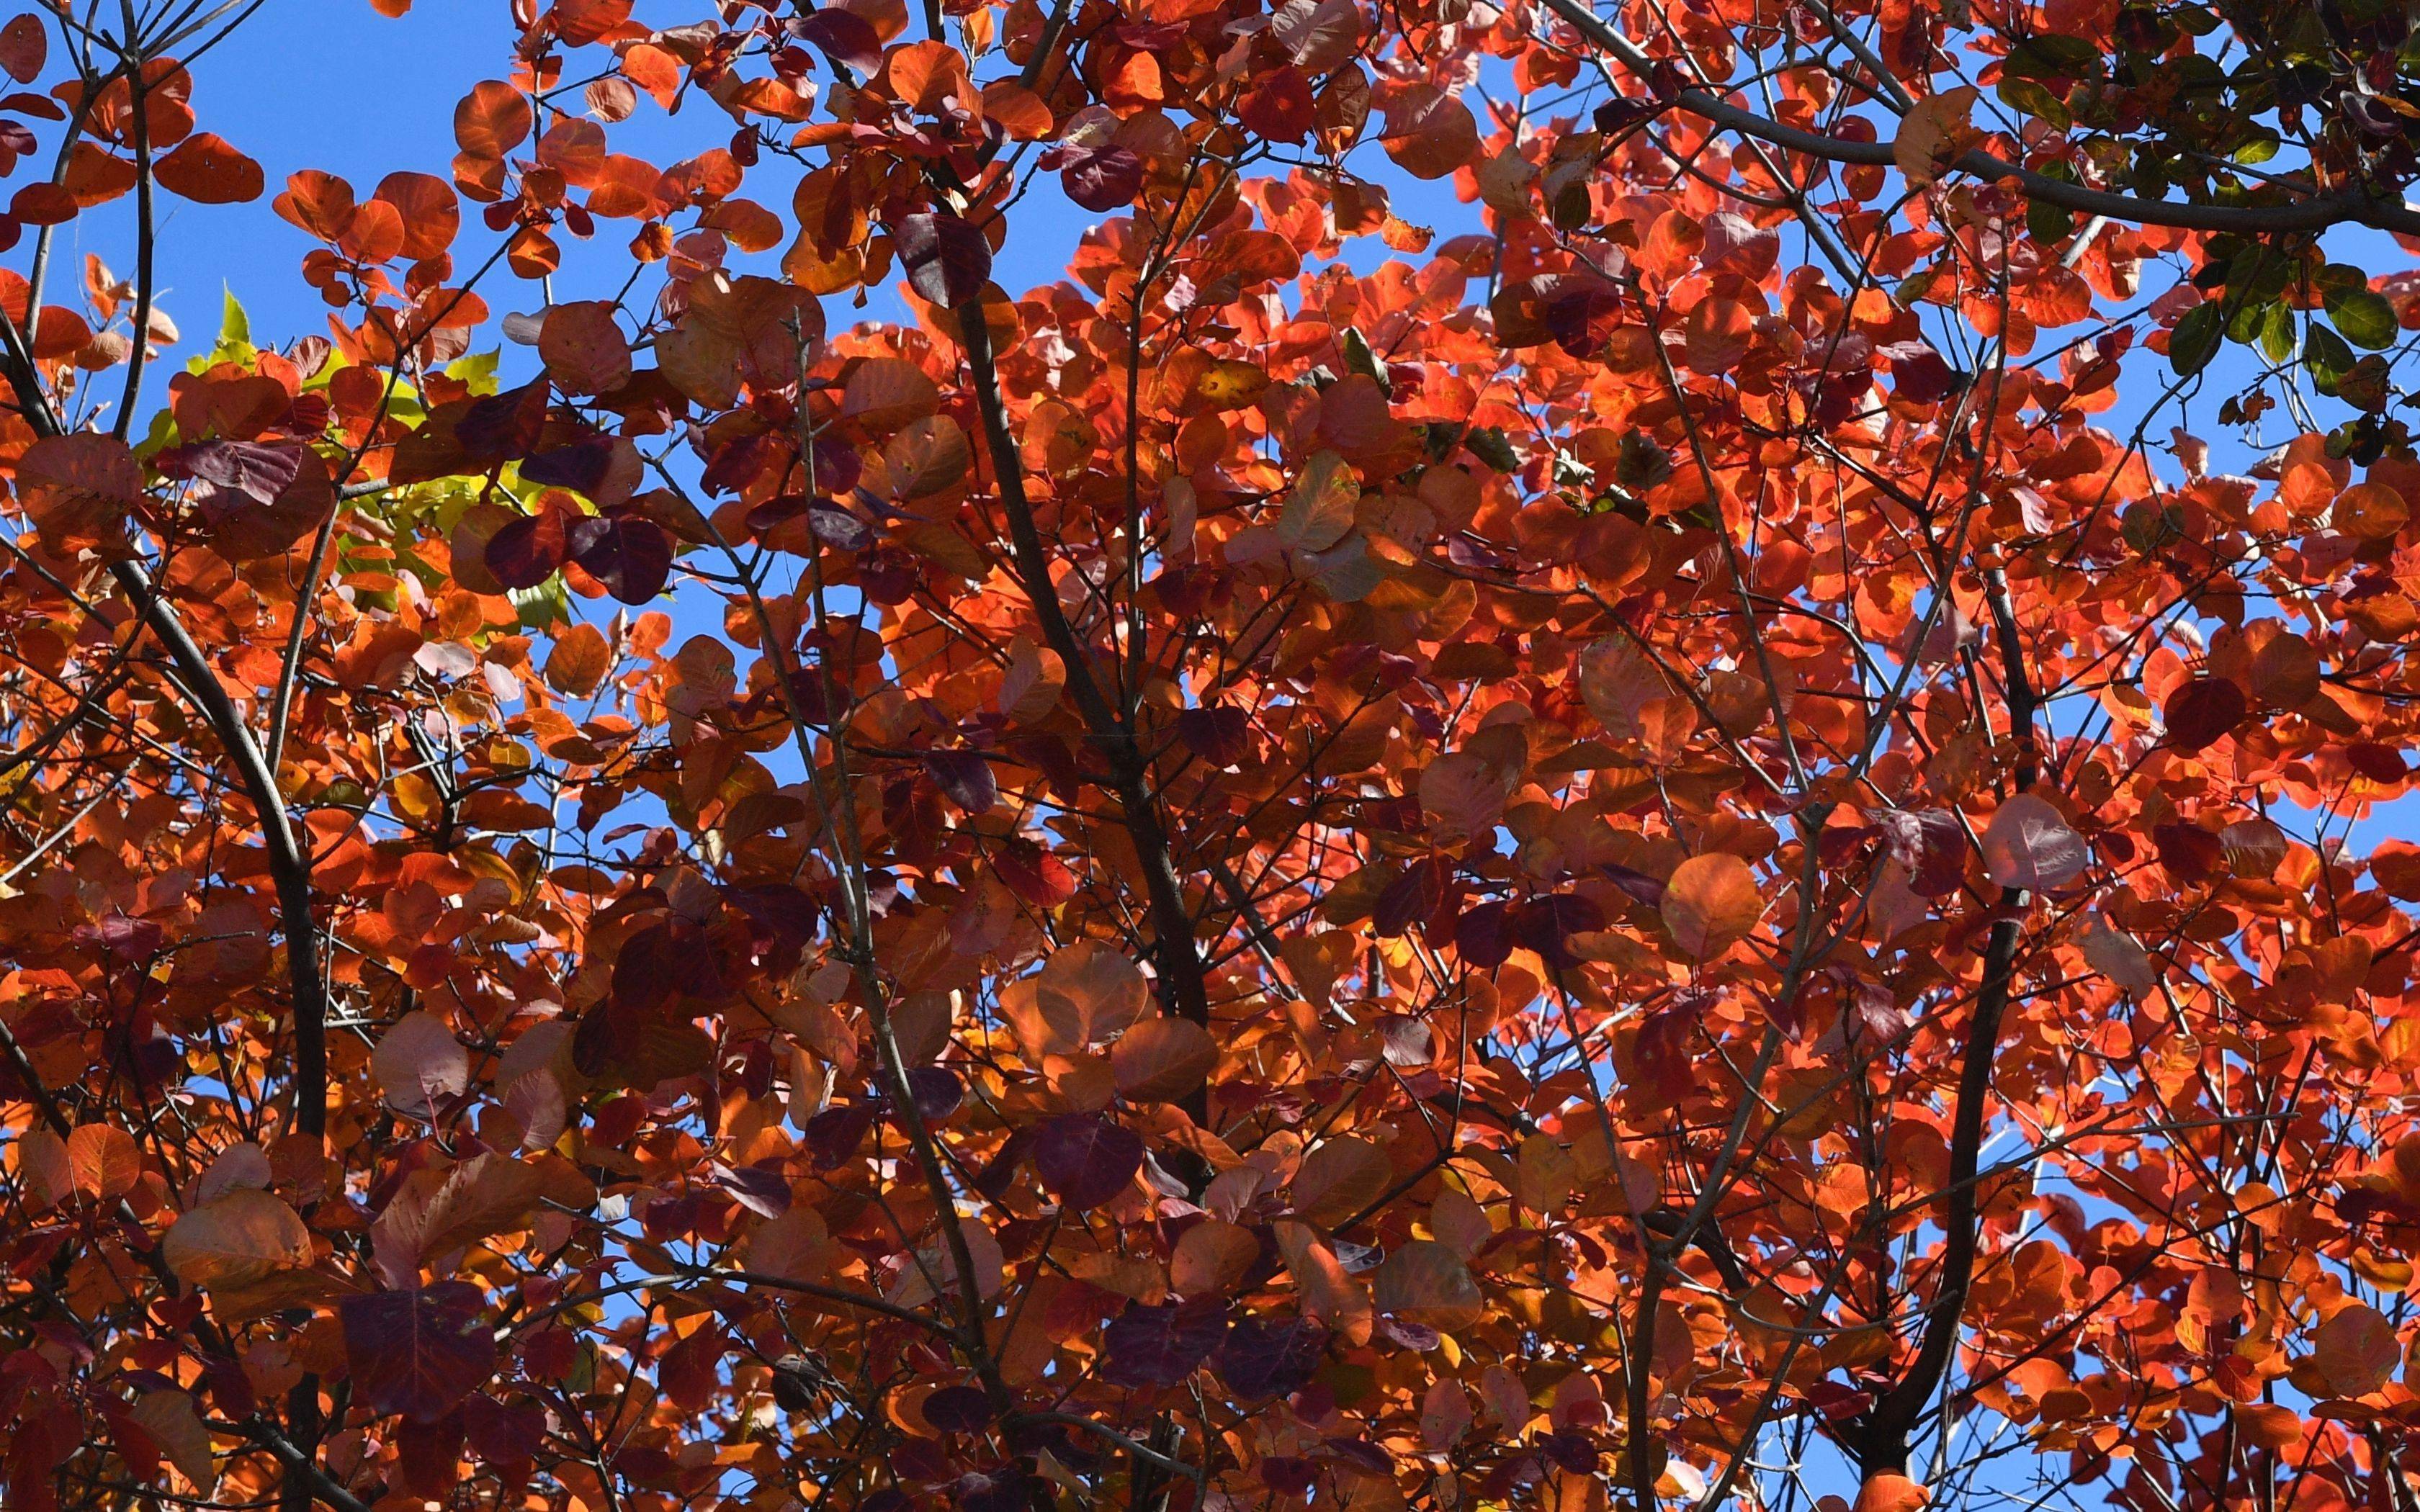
[67,1123,140,1199]
[1661,852,1762,958]
[153,132,261,204]
[372,171,460,259]
[453,80,532,158]
[1853,1474,1929,1512]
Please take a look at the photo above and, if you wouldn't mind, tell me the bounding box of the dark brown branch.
[951,297,1213,1035]
[0,307,327,1143]
[1537,0,2420,238]
[1855,568,2039,1475]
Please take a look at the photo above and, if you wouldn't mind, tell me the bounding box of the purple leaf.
[1322,1437,1394,1477]
[923,749,998,813]
[792,9,883,78]
[1453,900,1513,968]
[185,438,304,504]
[1542,279,1623,359]
[921,1384,993,1433]
[895,212,992,309]
[484,512,564,589]
[519,433,615,493]
[1373,859,1440,940]
[805,1101,879,1169]
[1214,1315,1327,1400]
[710,1161,792,1218]
[1039,141,1144,212]
[1101,1297,1229,1387]
[1175,704,1252,768]
[1872,807,1967,897]
[904,1065,964,1122]
[455,379,548,464]
[1597,862,1667,909]
[1031,1113,1143,1211]
[339,1282,497,1423]
[568,515,671,603]
[1515,891,1605,971]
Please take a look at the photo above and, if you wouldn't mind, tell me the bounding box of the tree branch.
[1537,0,2420,237]
[951,297,1213,1035]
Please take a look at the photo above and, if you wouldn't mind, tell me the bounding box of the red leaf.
[153,132,263,204]
[0,15,43,84]
[2161,676,2248,753]
[895,212,990,309]
[1031,1113,1143,1210]
[339,1283,498,1423]
[567,515,671,603]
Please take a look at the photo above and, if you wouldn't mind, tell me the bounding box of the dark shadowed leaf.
[1515,891,1605,970]
[568,516,671,603]
[923,749,998,813]
[1175,704,1252,768]
[905,1065,965,1121]
[485,511,565,588]
[709,1162,790,1218]
[455,379,548,464]
[339,1282,497,1423]
[1453,900,1513,968]
[895,212,992,309]
[1101,1298,1230,1386]
[2161,677,2248,754]
[793,9,884,76]
[1031,1113,1143,1210]
[1215,1316,1329,1399]
[922,1385,993,1432]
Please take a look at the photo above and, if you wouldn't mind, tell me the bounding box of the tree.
[6,0,2420,1508]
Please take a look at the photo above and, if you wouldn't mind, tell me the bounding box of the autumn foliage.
[13,0,2420,1510]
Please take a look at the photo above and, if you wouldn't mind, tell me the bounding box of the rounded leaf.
[163,1188,313,1290]
[1661,852,1762,959]
[153,132,263,204]
[1375,1240,1485,1327]
[372,1010,469,1119]
[2337,482,2408,541]
[1981,794,2087,891]
[539,300,631,396]
[2160,677,2247,755]
[1031,1113,1144,1210]
[1110,1016,1219,1102]
[68,1122,141,1199]
[454,80,532,158]
[2314,1302,2398,1397]
[1854,1475,1928,1512]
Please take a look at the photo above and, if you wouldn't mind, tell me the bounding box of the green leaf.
[195,285,257,372]
[510,577,569,631]
[2027,195,2074,246]
[2326,287,2399,350]
[2005,35,2102,80]
[2171,301,2225,375]
[1339,327,1389,396]
[219,287,250,349]
[2257,302,2298,365]
[1464,426,1519,473]
[1997,76,2071,130]
[2304,323,2354,385]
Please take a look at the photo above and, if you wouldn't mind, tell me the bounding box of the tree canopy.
[5,0,2420,1511]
